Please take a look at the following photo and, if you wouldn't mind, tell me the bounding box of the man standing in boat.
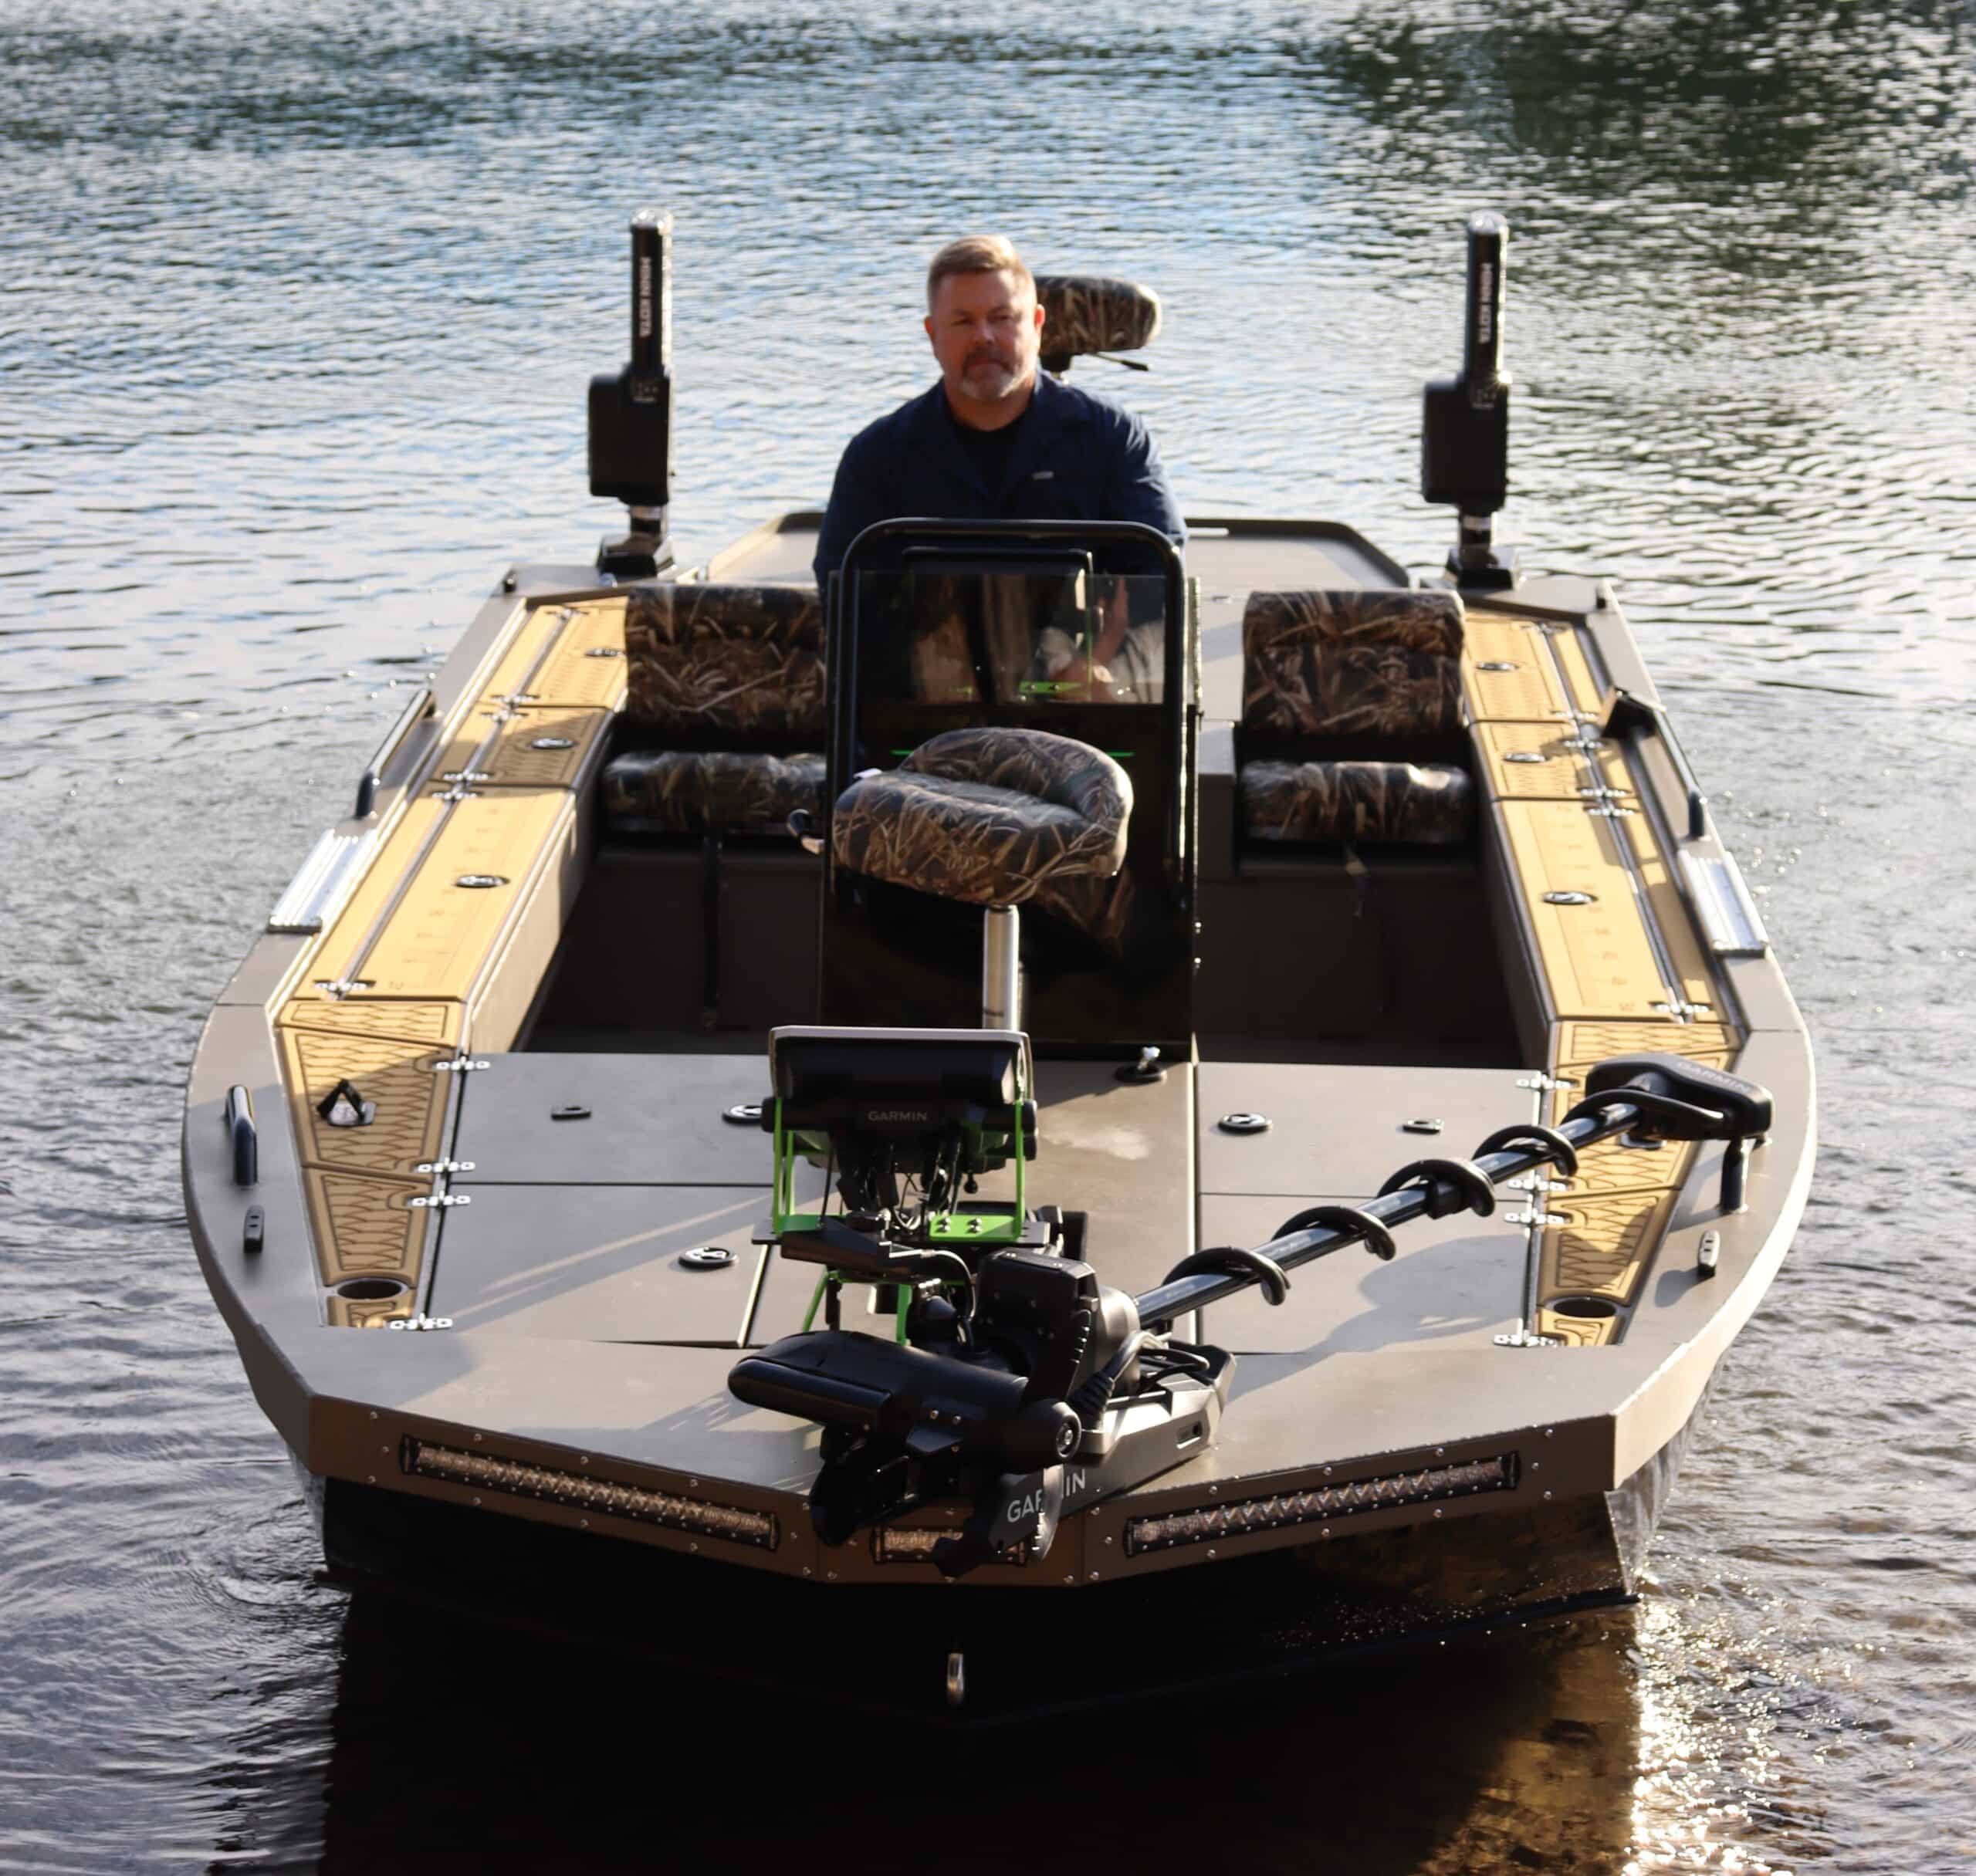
[813,235,1185,585]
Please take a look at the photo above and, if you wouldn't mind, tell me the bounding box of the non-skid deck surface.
[1196,1063,1541,1355]
[435,1052,1193,1350]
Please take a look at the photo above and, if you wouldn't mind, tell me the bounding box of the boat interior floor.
[425,1045,1549,1363]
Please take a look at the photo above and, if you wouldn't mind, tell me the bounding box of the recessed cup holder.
[1548,1293,1620,1321]
[335,1276,411,1302]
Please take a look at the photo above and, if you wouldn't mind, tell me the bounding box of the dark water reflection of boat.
[296,1597,1640,1876]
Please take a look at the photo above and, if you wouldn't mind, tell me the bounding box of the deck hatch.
[400,1438,777,1549]
[1124,1452,1517,1556]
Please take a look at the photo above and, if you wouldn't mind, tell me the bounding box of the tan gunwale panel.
[1551,1019,1738,1066]
[428,704,612,792]
[1545,1117,1694,1202]
[1545,1026,1734,1202]
[1536,1305,1616,1348]
[478,601,568,704]
[327,1291,415,1329]
[357,789,573,1002]
[1500,801,1682,1021]
[1538,1189,1677,1313]
[303,1168,431,1286]
[279,999,463,1047]
[303,796,449,999]
[1462,614,1571,724]
[512,598,629,710]
[1551,625,1604,715]
[280,1027,452,1180]
[1625,820,1719,1017]
[1477,722,1634,803]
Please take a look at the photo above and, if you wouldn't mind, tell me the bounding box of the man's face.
[925,268,1044,417]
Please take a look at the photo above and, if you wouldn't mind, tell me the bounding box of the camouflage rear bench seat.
[601,583,826,835]
[1239,588,1474,847]
[833,726,1134,949]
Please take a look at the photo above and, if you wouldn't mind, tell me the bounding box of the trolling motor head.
[1422,211,1518,590]
[728,1025,1230,1575]
[587,208,675,579]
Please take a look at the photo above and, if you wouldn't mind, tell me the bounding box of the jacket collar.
[912,370,1088,497]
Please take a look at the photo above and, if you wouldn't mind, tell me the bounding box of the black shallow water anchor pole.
[1134,1053,1775,1327]
[588,208,675,578]
[1421,210,1517,591]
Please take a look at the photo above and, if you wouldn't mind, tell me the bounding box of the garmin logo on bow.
[864,1108,932,1124]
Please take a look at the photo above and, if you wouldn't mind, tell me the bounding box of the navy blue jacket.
[813,371,1185,583]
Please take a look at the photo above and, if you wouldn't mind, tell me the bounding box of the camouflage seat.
[603,749,826,837]
[1034,275,1162,374]
[833,727,1134,947]
[1238,589,1474,845]
[1243,759,1474,846]
[601,583,826,835]
[1240,588,1464,741]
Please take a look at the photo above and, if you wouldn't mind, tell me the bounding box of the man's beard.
[961,353,1024,401]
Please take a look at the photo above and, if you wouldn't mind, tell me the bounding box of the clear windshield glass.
[854,569,1168,708]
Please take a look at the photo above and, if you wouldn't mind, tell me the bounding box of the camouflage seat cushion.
[602,749,826,836]
[833,728,1134,946]
[1034,275,1162,364]
[624,583,825,739]
[1240,759,1474,846]
[1242,589,1465,739]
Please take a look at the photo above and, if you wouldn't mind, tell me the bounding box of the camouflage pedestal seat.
[601,582,826,835]
[832,727,1134,948]
[1239,587,1475,845]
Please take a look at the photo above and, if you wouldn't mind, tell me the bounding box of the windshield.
[854,568,1168,709]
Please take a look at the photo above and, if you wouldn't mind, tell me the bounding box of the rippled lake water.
[3,2,1974,1869]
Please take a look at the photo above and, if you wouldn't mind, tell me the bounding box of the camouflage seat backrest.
[833,727,1135,948]
[624,583,825,742]
[1035,275,1161,371]
[1240,589,1466,742]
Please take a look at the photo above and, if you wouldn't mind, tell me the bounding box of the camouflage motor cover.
[832,728,1135,947]
[624,583,825,739]
[1035,275,1162,362]
[1240,759,1475,846]
[1241,589,1466,739]
[602,749,826,835]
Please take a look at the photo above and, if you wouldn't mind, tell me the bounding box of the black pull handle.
[225,1086,258,1187]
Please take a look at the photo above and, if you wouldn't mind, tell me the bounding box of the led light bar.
[401,1438,778,1550]
[1125,1453,1515,1557]
[871,1526,1025,1567]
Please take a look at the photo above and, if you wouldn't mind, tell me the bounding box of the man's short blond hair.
[926,234,1035,309]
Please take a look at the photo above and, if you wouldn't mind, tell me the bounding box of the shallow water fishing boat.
[183,214,1813,1710]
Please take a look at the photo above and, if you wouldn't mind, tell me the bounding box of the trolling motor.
[1423,211,1518,590]
[587,208,675,579]
[727,1026,1231,1577]
[732,1043,1778,1577]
